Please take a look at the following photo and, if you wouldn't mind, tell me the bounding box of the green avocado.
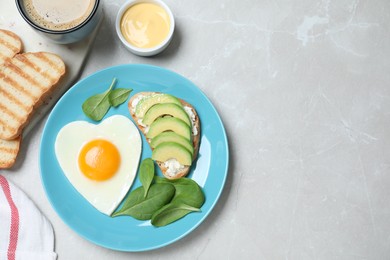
[142,103,191,126]
[151,132,194,156]
[152,142,192,166]
[135,94,181,118]
[146,117,191,140]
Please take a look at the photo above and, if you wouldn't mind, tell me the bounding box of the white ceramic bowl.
[115,0,175,56]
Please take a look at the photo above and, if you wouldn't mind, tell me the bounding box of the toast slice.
[128,92,200,179]
[0,52,66,140]
[0,136,22,169]
[0,29,23,66]
[0,29,23,168]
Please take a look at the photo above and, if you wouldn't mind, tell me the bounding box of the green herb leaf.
[139,158,155,197]
[154,176,205,208]
[109,88,132,107]
[82,78,117,121]
[111,183,175,220]
[151,202,201,227]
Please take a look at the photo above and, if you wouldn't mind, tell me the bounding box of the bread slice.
[0,29,22,66]
[128,92,200,179]
[0,30,23,168]
[0,135,22,169]
[0,52,66,140]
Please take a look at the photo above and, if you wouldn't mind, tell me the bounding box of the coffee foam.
[23,0,96,31]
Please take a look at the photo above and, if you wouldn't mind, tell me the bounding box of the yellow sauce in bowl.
[120,2,171,49]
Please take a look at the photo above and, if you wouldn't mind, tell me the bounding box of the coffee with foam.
[23,0,96,31]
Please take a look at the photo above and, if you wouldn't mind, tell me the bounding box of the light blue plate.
[40,64,229,251]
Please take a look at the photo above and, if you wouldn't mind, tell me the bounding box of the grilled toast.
[0,29,23,169]
[128,92,200,179]
[0,29,66,168]
[0,136,22,168]
[0,29,22,66]
[0,52,66,140]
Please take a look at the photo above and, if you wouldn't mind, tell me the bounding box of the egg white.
[55,115,142,216]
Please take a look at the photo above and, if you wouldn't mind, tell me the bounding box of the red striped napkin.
[0,175,57,260]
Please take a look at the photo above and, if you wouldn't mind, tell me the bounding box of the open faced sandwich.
[128,92,200,179]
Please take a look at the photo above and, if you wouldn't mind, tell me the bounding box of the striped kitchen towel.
[0,175,56,260]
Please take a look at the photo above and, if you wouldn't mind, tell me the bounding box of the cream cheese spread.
[164,158,185,177]
[184,106,198,136]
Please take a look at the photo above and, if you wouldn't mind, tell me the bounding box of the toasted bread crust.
[0,52,66,140]
[128,92,201,179]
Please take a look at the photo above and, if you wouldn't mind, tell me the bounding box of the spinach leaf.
[111,183,175,220]
[109,88,132,107]
[139,158,154,197]
[151,202,201,227]
[82,78,116,121]
[154,176,205,208]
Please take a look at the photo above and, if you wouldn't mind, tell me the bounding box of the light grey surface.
[4,0,390,259]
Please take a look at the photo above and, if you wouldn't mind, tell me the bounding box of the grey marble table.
[4,0,390,259]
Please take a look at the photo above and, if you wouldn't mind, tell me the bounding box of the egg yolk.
[78,139,121,181]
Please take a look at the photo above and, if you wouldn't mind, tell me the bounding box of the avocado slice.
[135,94,181,118]
[151,132,194,155]
[143,103,191,126]
[152,142,192,166]
[146,117,191,140]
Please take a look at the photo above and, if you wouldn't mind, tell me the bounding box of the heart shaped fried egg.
[55,115,142,215]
